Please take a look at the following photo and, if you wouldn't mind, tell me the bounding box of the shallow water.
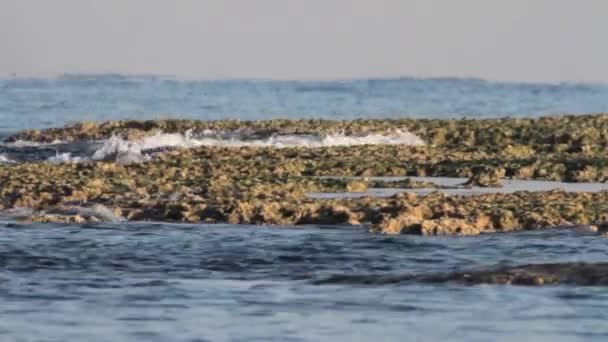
[309,177,608,199]
[1,222,608,341]
[3,75,608,341]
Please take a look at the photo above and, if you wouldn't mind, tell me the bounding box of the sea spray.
[0,153,16,163]
[48,152,84,164]
[27,129,425,163]
[90,130,425,158]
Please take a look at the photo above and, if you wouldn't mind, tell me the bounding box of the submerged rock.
[424,263,608,286]
[314,263,608,286]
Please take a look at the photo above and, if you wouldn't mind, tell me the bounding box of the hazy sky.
[1,0,607,82]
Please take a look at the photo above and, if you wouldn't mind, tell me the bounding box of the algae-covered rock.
[502,145,536,158]
[465,166,506,187]
[491,209,518,231]
[369,178,439,189]
[6,115,608,235]
[377,214,422,235]
[567,165,598,182]
[419,218,481,236]
[345,179,369,193]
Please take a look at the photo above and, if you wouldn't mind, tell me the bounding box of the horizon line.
[1,72,606,86]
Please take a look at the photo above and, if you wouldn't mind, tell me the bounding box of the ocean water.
[2,75,608,341]
[309,177,608,199]
[2,223,608,342]
[1,74,608,135]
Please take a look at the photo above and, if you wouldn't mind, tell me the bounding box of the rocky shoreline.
[3,115,608,236]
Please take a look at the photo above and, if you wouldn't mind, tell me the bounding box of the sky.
[1,0,607,82]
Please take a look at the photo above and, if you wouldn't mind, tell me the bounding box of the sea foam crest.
[48,152,84,163]
[119,129,422,149]
[91,133,189,162]
[82,204,124,223]
[0,153,16,163]
[38,129,424,163]
[6,139,65,147]
[89,129,424,160]
[92,135,142,160]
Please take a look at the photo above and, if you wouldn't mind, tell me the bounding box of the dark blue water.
[2,75,608,341]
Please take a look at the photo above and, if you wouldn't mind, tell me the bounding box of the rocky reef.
[314,263,608,286]
[4,114,608,235]
[8,114,608,154]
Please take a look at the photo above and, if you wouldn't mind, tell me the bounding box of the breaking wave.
[89,130,424,162]
[3,130,425,164]
[6,139,65,147]
[48,152,84,164]
[0,153,16,163]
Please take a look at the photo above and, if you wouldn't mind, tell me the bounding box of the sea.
[1,74,608,341]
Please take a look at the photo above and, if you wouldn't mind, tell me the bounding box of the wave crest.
[4,129,425,163]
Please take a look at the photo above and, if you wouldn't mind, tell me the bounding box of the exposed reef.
[7,114,608,155]
[4,114,608,235]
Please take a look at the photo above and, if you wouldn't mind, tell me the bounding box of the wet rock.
[369,178,439,189]
[7,116,608,233]
[345,179,369,193]
[6,114,608,156]
[514,165,535,179]
[419,218,481,236]
[502,145,535,158]
[491,209,518,231]
[295,203,361,226]
[315,263,608,286]
[465,166,505,187]
[567,165,598,182]
[377,214,422,235]
[424,263,608,286]
[258,202,287,224]
[30,214,88,224]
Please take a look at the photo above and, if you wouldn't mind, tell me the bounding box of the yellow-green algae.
[8,114,608,155]
[4,114,608,235]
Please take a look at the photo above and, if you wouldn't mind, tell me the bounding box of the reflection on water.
[2,75,608,133]
[2,75,608,340]
[309,177,608,199]
[1,223,608,341]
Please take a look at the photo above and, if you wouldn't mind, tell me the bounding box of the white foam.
[92,135,142,160]
[90,135,154,163]
[0,207,34,219]
[11,129,424,164]
[143,129,423,148]
[139,130,198,149]
[0,153,16,163]
[116,151,149,165]
[48,152,84,163]
[4,139,65,147]
[86,130,424,161]
[85,204,124,223]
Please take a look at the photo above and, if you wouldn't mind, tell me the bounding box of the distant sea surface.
[2,75,608,342]
[1,74,608,134]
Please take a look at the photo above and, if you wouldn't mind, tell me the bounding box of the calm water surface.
[1,75,608,134]
[2,75,608,341]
